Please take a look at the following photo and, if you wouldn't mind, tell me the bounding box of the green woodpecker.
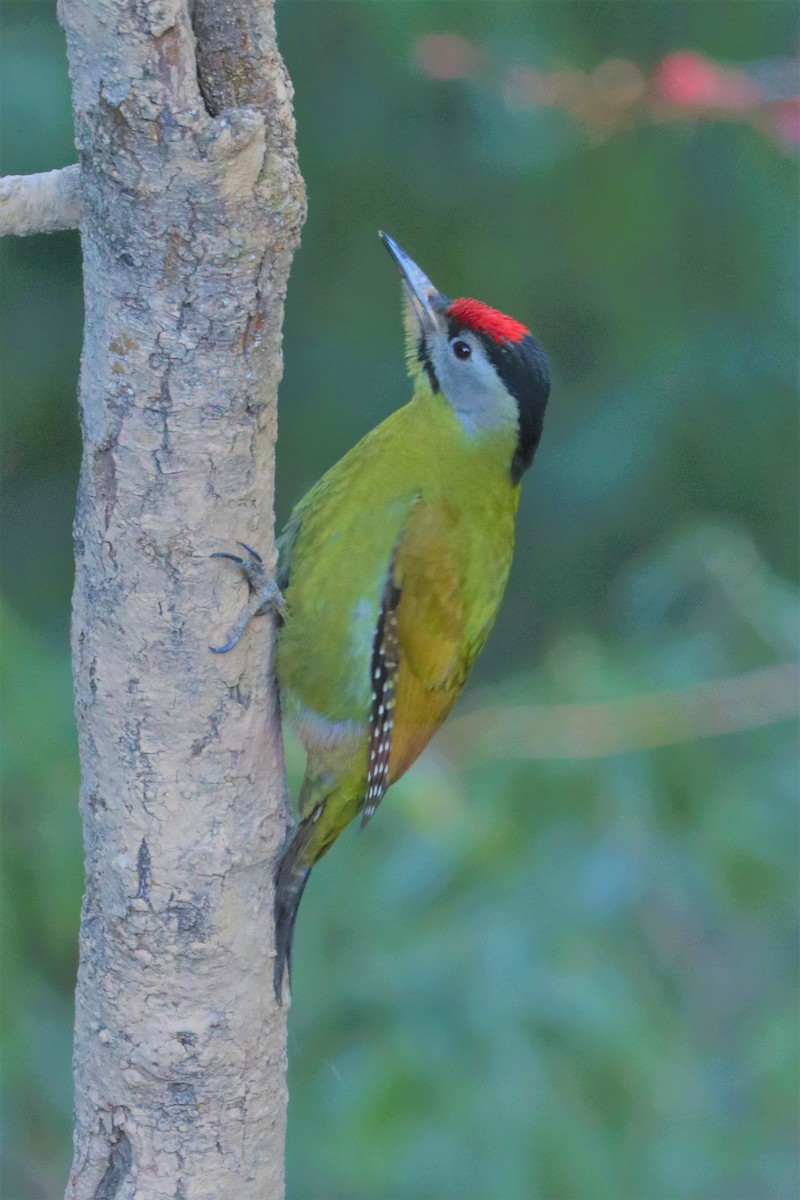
[213,234,550,1001]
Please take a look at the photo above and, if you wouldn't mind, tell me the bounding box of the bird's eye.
[452,339,472,361]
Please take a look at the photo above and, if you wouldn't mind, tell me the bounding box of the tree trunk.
[52,0,305,1195]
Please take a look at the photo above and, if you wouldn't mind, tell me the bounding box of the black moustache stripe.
[417,334,440,393]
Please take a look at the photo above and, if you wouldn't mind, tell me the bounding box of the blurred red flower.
[655,50,762,111]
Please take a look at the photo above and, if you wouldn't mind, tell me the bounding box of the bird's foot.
[210,541,285,654]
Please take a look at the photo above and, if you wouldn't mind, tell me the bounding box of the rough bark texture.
[57,0,305,1195]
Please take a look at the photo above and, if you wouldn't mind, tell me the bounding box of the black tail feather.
[273,828,312,1004]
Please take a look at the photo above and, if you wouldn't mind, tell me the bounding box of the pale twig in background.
[444,665,799,762]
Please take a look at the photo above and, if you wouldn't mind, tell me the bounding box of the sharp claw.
[210,552,244,564]
[209,636,240,654]
[210,541,273,656]
[236,541,263,563]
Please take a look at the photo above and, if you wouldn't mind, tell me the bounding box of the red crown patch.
[446,297,529,345]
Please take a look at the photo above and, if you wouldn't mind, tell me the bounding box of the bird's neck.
[406,378,521,486]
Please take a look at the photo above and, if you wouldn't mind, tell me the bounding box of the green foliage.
[1,2,797,1197]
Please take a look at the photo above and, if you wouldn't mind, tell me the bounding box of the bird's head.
[381,232,550,483]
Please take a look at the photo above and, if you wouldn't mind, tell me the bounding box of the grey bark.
[51,0,305,1195]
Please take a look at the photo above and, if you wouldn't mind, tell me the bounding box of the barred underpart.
[362,574,401,826]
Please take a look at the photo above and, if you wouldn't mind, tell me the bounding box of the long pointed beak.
[379,231,448,333]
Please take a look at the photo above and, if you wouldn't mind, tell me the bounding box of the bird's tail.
[273,820,314,1003]
[274,772,362,1002]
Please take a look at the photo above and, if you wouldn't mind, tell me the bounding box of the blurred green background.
[2,2,798,1197]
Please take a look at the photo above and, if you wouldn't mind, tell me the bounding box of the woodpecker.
[213,233,550,1001]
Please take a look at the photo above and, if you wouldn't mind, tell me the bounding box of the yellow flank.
[390,495,479,781]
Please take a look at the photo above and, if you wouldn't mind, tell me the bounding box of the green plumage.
[263,233,549,999]
[273,380,520,995]
[278,386,518,727]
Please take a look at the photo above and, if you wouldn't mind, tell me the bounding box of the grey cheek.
[435,352,506,432]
